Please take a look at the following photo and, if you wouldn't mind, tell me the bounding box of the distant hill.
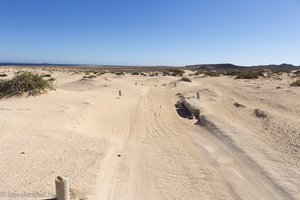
[185,63,300,71]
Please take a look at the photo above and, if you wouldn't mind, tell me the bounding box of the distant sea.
[0,62,81,66]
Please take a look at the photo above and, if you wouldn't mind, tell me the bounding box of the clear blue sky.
[0,0,299,66]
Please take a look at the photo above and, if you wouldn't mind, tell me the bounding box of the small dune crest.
[59,79,107,91]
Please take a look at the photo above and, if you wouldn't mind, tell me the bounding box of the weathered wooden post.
[119,90,122,96]
[197,92,200,99]
[175,83,176,87]
[55,176,70,200]
[135,82,137,85]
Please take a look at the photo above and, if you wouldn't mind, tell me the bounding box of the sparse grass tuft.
[290,80,300,87]
[0,71,55,98]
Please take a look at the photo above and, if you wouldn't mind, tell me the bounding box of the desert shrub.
[48,77,56,82]
[168,68,184,74]
[290,80,300,87]
[0,74,7,77]
[225,70,241,76]
[272,69,291,75]
[83,75,97,79]
[236,71,259,79]
[163,69,184,77]
[41,74,51,77]
[115,72,125,76]
[254,109,267,118]
[194,71,204,75]
[97,71,106,76]
[181,77,192,82]
[0,72,55,98]
[131,72,140,75]
[294,70,300,77]
[205,71,221,77]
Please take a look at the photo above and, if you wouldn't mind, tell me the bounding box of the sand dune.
[0,68,299,199]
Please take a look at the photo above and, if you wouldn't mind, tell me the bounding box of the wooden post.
[197,92,200,99]
[175,83,176,87]
[119,90,122,96]
[55,176,70,200]
[135,82,137,85]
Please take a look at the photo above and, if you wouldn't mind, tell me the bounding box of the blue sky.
[0,0,299,66]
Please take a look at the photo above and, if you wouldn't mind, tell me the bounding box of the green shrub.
[290,80,300,87]
[0,72,55,98]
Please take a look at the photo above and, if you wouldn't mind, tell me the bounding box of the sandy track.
[93,83,298,200]
[0,69,299,199]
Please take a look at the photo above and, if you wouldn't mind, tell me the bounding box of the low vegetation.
[115,72,125,76]
[181,77,192,82]
[131,72,140,75]
[205,71,221,77]
[235,71,262,79]
[162,69,184,77]
[83,75,97,79]
[254,109,267,118]
[0,74,8,77]
[41,74,51,77]
[294,70,300,77]
[0,71,55,98]
[290,80,300,87]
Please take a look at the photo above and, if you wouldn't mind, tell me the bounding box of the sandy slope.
[0,68,299,199]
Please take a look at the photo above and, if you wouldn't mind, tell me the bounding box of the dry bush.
[83,75,97,79]
[294,70,300,77]
[131,72,140,75]
[0,71,55,98]
[41,74,51,77]
[115,72,125,76]
[205,71,221,77]
[236,71,261,79]
[290,80,300,87]
[181,77,192,82]
[162,69,184,77]
[254,109,267,118]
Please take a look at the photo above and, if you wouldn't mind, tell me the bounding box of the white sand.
[0,67,299,200]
